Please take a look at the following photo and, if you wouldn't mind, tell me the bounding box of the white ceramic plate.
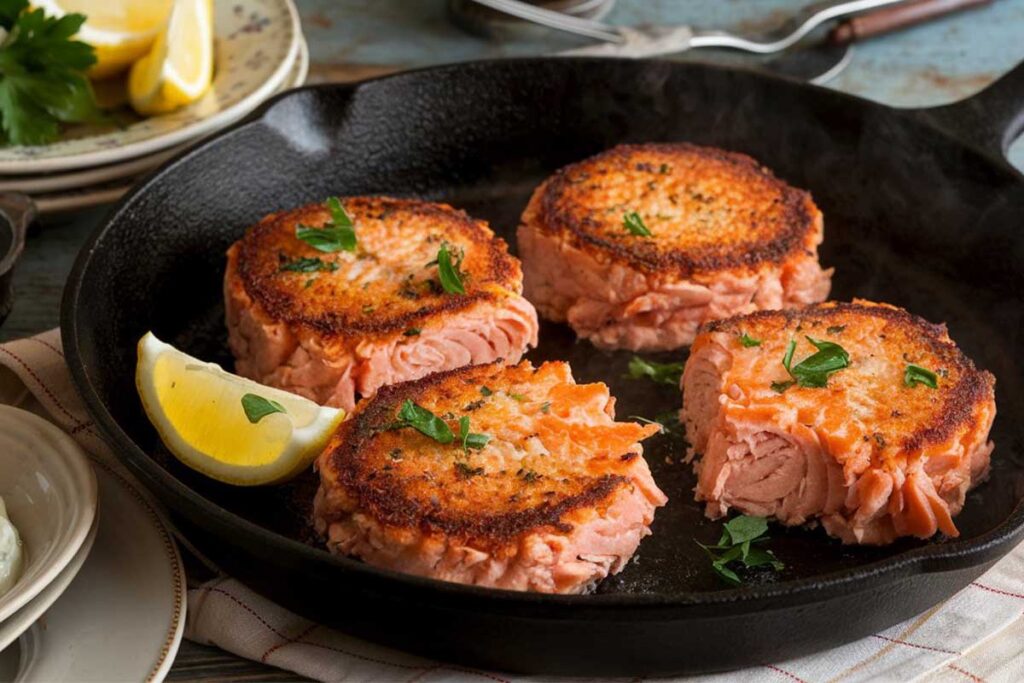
[0,33,309,195]
[29,36,309,213]
[0,147,182,194]
[0,0,300,174]
[0,516,97,652]
[292,29,310,87]
[0,407,97,623]
[33,183,136,214]
[0,463,186,683]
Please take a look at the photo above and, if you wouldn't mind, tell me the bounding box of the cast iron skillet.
[62,58,1024,675]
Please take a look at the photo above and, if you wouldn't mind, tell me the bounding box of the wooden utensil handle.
[829,0,991,44]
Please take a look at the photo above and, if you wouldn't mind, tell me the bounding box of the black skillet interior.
[64,59,1024,674]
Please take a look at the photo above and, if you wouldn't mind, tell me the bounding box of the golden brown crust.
[235,196,522,337]
[317,361,655,545]
[527,142,821,277]
[700,300,996,457]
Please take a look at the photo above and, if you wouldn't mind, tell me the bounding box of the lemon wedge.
[128,0,213,115]
[33,0,174,79]
[136,332,344,486]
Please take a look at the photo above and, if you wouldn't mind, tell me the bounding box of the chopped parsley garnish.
[904,364,938,389]
[480,386,493,397]
[738,333,761,348]
[454,462,485,479]
[508,392,527,402]
[390,400,491,452]
[295,196,357,252]
[517,469,541,483]
[241,393,286,424]
[627,356,684,386]
[279,256,339,273]
[772,336,850,393]
[540,401,551,414]
[392,399,453,444]
[658,163,670,174]
[697,515,783,585]
[403,328,421,336]
[457,416,491,453]
[434,242,466,295]
[623,211,652,237]
[826,325,846,335]
[303,277,316,288]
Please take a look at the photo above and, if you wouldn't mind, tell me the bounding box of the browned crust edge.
[530,142,821,277]
[320,362,630,543]
[700,300,996,454]
[236,196,521,337]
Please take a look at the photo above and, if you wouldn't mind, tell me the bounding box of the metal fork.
[469,0,905,54]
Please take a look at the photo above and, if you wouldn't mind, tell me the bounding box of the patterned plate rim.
[0,0,300,175]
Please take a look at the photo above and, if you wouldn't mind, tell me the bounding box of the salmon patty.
[681,300,995,545]
[225,196,539,411]
[313,360,667,593]
[517,143,831,351]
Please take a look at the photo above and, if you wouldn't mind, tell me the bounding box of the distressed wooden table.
[3,1,1023,680]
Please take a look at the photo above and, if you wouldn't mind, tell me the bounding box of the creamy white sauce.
[0,496,23,596]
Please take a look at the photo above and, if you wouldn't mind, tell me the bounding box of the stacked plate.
[0,408,97,656]
[0,0,307,215]
[0,401,187,682]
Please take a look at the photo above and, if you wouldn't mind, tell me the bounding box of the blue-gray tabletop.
[5,1,1023,680]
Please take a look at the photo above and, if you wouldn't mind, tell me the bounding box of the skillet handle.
[915,59,1024,160]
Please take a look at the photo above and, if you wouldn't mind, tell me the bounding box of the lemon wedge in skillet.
[136,332,344,486]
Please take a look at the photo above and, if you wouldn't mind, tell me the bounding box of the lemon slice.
[136,332,344,486]
[33,0,174,79]
[128,0,213,115]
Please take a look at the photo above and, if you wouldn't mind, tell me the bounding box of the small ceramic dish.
[0,515,97,652]
[0,406,97,622]
[0,0,300,174]
[0,463,184,682]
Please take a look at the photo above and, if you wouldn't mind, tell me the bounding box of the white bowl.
[0,514,97,651]
[0,407,98,622]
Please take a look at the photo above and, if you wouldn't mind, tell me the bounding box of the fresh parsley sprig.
[295,196,357,253]
[698,515,783,585]
[0,0,104,146]
[772,336,850,393]
[627,356,685,386]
